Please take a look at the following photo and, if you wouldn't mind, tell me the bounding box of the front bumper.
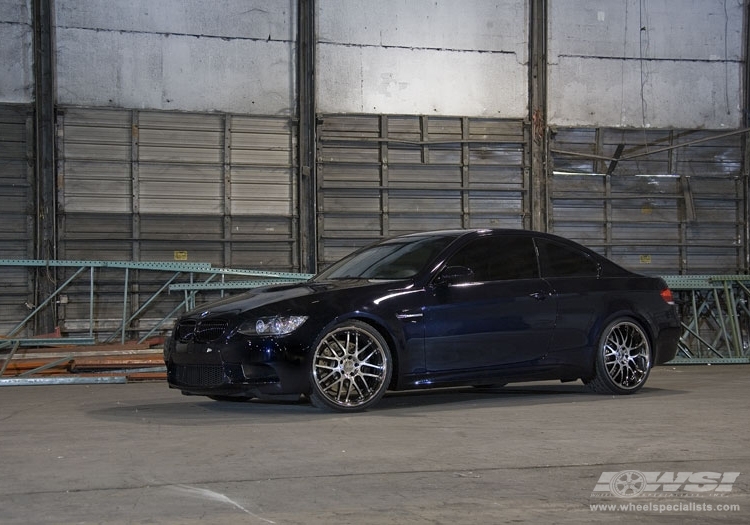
[164,334,311,397]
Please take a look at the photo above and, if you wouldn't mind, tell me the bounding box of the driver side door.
[423,234,557,372]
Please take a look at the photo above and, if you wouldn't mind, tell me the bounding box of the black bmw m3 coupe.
[164,229,680,411]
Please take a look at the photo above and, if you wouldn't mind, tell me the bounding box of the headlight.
[238,315,308,336]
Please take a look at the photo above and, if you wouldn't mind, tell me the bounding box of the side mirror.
[435,265,474,286]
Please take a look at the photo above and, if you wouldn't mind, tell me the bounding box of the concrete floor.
[1,365,748,524]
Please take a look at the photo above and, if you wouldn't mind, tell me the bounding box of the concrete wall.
[54,0,296,114]
[0,0,33,103]
[548,0,744,128]
[0,0,744,127]
[316,0,529,117]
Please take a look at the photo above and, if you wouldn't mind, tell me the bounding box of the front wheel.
[585,318,652,395]
[309,320,392,412]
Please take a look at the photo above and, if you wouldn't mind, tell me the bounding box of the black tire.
[585,318,652,394]
[309,320,392,412]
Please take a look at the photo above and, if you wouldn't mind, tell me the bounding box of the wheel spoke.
[350,376,366,397]
[317,368,340,384]
[325,339,346,358]
[359,361,384,371]
[355,342,374,360]
[340,378,353,403]
[323,376,344,394]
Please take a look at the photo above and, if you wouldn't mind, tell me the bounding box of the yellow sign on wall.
[174,251,188,261]
[640,254,652,264]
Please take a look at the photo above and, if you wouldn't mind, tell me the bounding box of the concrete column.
[33,0,57,333]
[529,0,548,231]
[298,0,317,273]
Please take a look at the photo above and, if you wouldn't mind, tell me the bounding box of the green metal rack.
[0,259,312,381]
[1,261,748,383]
[662,275,750,364]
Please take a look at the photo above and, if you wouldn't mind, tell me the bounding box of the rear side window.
[536,238,599,278]
[446,236,539,281]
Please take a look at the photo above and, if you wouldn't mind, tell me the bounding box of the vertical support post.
[89,266,95,339]
[298,0,317,273]
[121,268,129,345]
[529,0,548,232]
[596,129,613,259]
[131,110,141,262]
[605,170,613,260]
[743,0,750,271]
[130,111,140,333]
[25,109,36,327]
[461,117,470,229]
[223,114,232,267]
[27,112,37,260]
[33,0,56,334]
[380,115,390,237]
[744,133,750,272]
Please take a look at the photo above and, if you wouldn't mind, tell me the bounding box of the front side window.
[445,236,539,282]
[315,234,458,280]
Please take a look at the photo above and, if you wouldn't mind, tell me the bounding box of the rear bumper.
[652,308,681,365]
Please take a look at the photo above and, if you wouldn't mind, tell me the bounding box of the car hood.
[184,278,409,317]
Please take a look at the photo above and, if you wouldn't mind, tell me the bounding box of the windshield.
[315,234,458,281]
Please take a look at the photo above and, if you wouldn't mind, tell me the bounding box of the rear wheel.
[585,318,652,394]
[309,320,392,412]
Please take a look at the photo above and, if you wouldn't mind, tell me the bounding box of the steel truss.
[2,261,748,384]
[0,259,311,381]
[662,275,750,364]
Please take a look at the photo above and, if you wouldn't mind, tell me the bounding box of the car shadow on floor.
[86,381,686,425]
[373,382,685,412]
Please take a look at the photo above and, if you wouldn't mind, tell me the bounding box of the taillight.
[660,287,675,305]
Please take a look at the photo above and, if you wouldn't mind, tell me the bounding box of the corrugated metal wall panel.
[63,162,132,213]
[61,108,132,219]
[0,105,34,333]
[549,128,745,274]
[230,167,293,216]
[139,164,223,214]
[316,114,528,267]
[57,107,298,337]
[60,212,135,263]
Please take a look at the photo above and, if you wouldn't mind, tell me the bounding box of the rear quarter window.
[536,238,599,278]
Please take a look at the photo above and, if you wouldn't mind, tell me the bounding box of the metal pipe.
[0,377,127,386]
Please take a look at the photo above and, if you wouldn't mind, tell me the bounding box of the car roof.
[392,228,618,266]
[396,228,564,241]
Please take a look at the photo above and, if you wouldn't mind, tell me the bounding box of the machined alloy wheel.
[586,318,652,394]
[309,320,392,411]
